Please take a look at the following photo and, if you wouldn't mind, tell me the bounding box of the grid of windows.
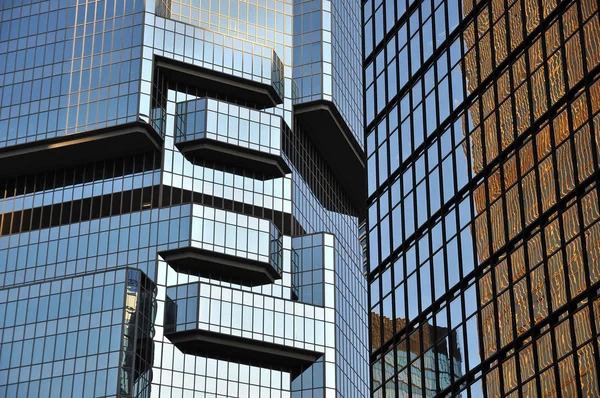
[293,0,364,146]
[175,97,284,156]
[0,268,155,397]
[0,0,146,145]
[365,0,600,395]
[1,0,369,397]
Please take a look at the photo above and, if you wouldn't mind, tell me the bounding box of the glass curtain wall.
[365,0,600,395]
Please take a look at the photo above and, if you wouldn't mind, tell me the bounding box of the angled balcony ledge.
[0,121,162,177]
[158,204,283,286]
[164,283,327,377]
[165,329,321,376]
[150,17,284,109]
[155,53,283,109]
[294,100,366,218]
[174,98,290,179]
[160,246,280,285]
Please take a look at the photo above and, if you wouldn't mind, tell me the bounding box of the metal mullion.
[404,233,415,393]
[439,202,455,394]
[7,176,19,234]
[128,157,136,214]
[460,55,491,398]
[471,0,507,394]
[37,172,48,232]
[57,169,68,229]
[405,12,420,381]
[534,5,566,394]
[18,175,28,234]
[362,0,370,136]
[516,0,546,396]
[0,176,8,235]
[563,2,600,391]
[417,18,442,393]
[451,152,478,392]
[77,166,86,225]
[434,134,449,396]
[482,1,511,396]
[419,84,435,393]
[419,238,433,396]
[382,29,394,276]
[525,0,554,393]
[553,8,584,397]
[385,134,400,398]
[576,3,600,388]
[440,6,470,389]
[47,171,59,232]
[429,291,445,395]
[117,156,126,217]
[497,0,533,392]
[391,334,400,398]
[27,174,37,231]
[67,167,78,226]
[453,26,485,393]
[100,158,112,220]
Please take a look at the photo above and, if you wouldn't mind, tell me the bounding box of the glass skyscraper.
[365,0,600,395]
[0,0,369,397]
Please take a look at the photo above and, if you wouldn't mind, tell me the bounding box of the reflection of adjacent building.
[463,0,600,395]
[371,313,462,396]
[121,271,157,398]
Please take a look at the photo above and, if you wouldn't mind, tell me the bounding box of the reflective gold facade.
[366,0,600,392]
[464,0,600,395]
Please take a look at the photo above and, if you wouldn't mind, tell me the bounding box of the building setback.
[0,0,369,397]
[365,0,600,395]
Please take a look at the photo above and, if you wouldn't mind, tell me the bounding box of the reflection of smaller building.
[371,313,462,397]
[120,270,157,398]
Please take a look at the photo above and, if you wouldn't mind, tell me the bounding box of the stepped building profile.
[0,0,368,397]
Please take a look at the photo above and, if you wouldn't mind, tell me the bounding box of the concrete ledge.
[165,329,321,377]
[159,246,280,286]
[0,122,163,177]
[176,139,290,179]
[294,100,366,218]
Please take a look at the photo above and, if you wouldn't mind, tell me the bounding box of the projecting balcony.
[294,100,366,217]
[151,16,284,109]
[164,283,325,376]
[154,49,284,110]
[174,98,290,179]
[0,121,162,177]
[159,204,283,286]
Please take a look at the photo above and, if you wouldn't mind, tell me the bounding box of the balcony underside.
[0,122,162,177]
[155,57,282,109]
[165,329,321,377]
[159,246,280,285]
[294,100,366,218]
[176,139,290,179]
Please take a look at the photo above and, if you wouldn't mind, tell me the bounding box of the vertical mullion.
[517,0,546,395]
[576,0,600,387]
[554,7,584,397]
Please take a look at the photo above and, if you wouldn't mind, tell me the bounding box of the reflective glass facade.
[365,0,600,395]
[0,0,368,397]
